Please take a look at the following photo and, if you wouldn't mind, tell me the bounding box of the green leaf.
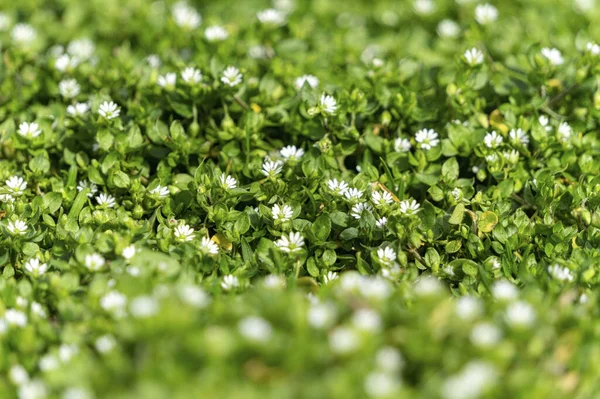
[445,240,462,254]
[442,157,459,182]
[306,257,320,277]
[43,192,62,213]
[112,170,131,188]
[449,203,465,225]
[312,214,331,241]
[29,155,50,174]
[478,211,499,233]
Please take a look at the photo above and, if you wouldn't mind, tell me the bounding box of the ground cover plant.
[2,0,600,397]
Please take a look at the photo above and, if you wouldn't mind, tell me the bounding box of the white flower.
[323,271,338,284]
[85,253,105,271]
[146,54,161,68]
[130,296,159,318]
[248,45,274,59]
[505,301,536,328]
[328,179,349,195]
[58,344,79,362]
[200,237,219,255]
[24,259,48,276]
[437,19,460,38]
[76,180,98,197]
[376,347,404,373]
[319,93,337,115]
[399,199,420,215]
[172,1,202,29]
[238,316,273,342]
[307,302,337,329]
[0,13,10,31]
[377,247,397,266]
[263,275,286,289]
[492,280,518,301]
[375,217,388,229]
[67,102,90,117]
[586,42,600,56]
[470,322,502,348]
[157,72,177,89]
[58,79,80,98]
[11,23,36,44]
[221,66,243,87]
[275,232,305,253]
[18,122,42,139]
[219,174,238,190]
[394,137,412,153]
[280,145,305,160]
[257,8,286,25]
[122,245,136,260]
[178,285,210,308]
[204,25,228,42]
[31,303,46,318]
[414,276,443,296]
[7,219,28,235]
[557,122,572,142]
[485,153,499,163]
[98,101,121,120]
[0,194,14,203]
[63,387,93,399]
[455,296,483,320]
[295,74,319,90]
[548,264,574,282]
[371,191,394,206]
[441,361,497,399]
[261,159,283,177]
[344,188,364,201]
[329,327,359,354]
[148,184,169,199]
[39,354,59,372]
[484,131,503,148]
[464,48,484,66]
[474,4,498,25]
[55,54,79,72]
[181,67,202,84]
[502,149,519,164]
[352,308,382,332]
[538,115,552,131]
[415,128,439,150]
[4,309,27,327]
[364,372,399,398]
[221,274,239,290]
[414,0,436,15]
[575,0,596,13]
[9,364,29,385]
[541,47,564,66]
[18,380,47,399]
[272,204,293,222]
[67,38,95,60]
[6,176,27,195]
[174,224,195,242]
[95,193,116,208]
[351,202,373,219]
[508,128,529,145]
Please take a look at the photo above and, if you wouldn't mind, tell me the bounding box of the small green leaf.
[449,203,465,225]
[312,214,331,241]
[478,211,499,233]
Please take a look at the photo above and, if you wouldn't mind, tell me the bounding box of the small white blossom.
[76,180,98,197]
[200,237,219,255]
[329,327,359,354]
[63,387,93,399]
[248,45,274,59]
[557,122,572,142]
[67,102,90,117]
[4,309,27,327]
[474,4,498,25]
[484,131,503,148]
[508,128,529,145]
[18,380,47,399]
[272,204,293,222]
[24,259,48,276]
[344,188,364,201]
[263,275,285,289]
[261,159,283,177]
[394,137,412,153]
[492,280,518,301]
[219,174,238,190]
[353,308,382,332]
[307,302,337,329]
[441,362,497,399]
[6,176,27,195]
[319,93,337,115]
[221,66,243,87]
[399,199,420,215]
[375,216,388,229]
[58,79,80,98]
[122,245,136,260]
[541,47,564,66]
[98,101,120,120]
[295,74,319,90]
[11,23,36,44]
[18,122,42,139]
[502,149,520,164]
[149,184,169,198]
[67,38,95,60]
[178,285,210,308]
[9,364,29,385]
[464,48,484,66]
[181,67,202,84]
[414,0,436,15]
[174,224,195,242]
[437,19,460,39]
[455,296,483,320]
[351,202,373,219]
[129,296,159,318]
[85,253,105,271]
[39,354,59,372]
[55,54,79,72]
[548,264,574,282]
[7,219,28,235]
[364,372,399,398]
[504,301,536,328]
[414,276,443,296]
[275,231,305,253]
[328,179,349,195]
[470,322,502,348]
[204,25,228,42]
[323,271,339,284]
[157,72,177,89]
[0,13,10,31]
[221,274,239,290]
[371,191,394,206]
[415,128,439,150]
[377,247,397,266]
[238,316,273,342]
[538,115,552,132]
[586,42,600,56]
[280,145,304,160]
[95,193,116,208]
[257,8,286,25]
[31,303,46,318]
[172,1,202,29]
[146,54,161,68]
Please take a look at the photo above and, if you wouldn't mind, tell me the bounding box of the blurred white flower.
[204,25,228,42]
[437,19,460,38]
[509,128,529,145]
[67,38,95,60]
[257,8,286,25]
[18,122,42,139]
[375,217,388,229]
[4,309,28,327]
[548,264,574,282]
[24,259,48,276]
[492,280,518,301]
[394,137,412,153]
[85,253,105,271]
[181,67,203,84]
[329,327,359,354]
[221,66,243,87]
[364,372,399,398]
[557,122,572,142]
[475,4,498,25]
[295,74,319,90]
[55,54,79,72]
[172,1,202,29]
[319,94,337,114]
[541,47,564,66]
[414,0,436,15]
[67,102,90,117]
[11,23,36,44]
[280,145,304,160]
[484,131,503,148]
[200,237,219,255]
[504,301,536,328]
[130,296,159,318]
[464,48,484,66]
[157,73,177,89]
[238,316,273,342]
[221,274,240,291]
